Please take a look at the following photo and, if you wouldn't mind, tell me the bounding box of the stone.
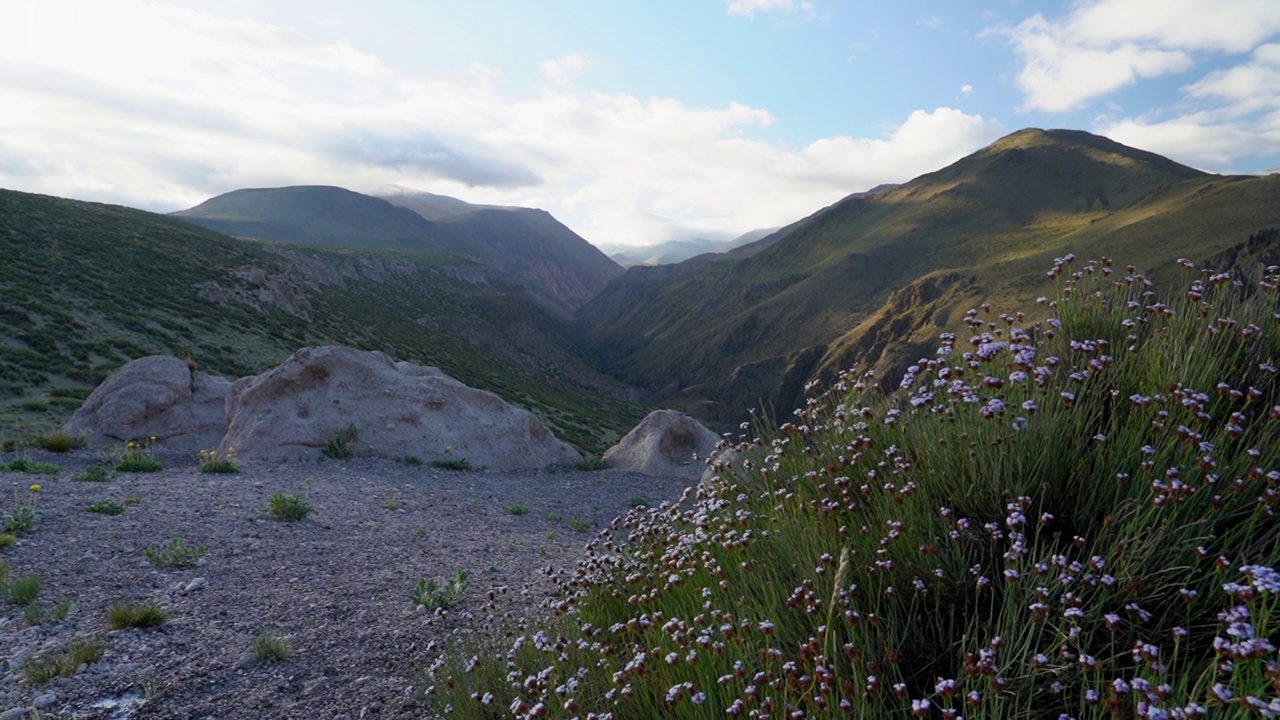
[0,707,25,720]
[33,692,57,710]
[64,356,230,456]
[185,577,207,592]
[219,346,580,470]
[602,409,720,480]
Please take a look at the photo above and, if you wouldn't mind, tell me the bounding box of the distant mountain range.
[173,185,622,315]
[3,127,1277,444]
[579,128,1280,421]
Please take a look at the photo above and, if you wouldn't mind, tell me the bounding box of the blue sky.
[1,1,1278,248]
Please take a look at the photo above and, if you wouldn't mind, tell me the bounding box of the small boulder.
[64,356,230,455]
[219,346,580,469]
[603,409,719,479]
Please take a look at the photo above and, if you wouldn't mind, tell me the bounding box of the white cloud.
[996,0,1280,112]
[724,0,815,19]
[0,0,1003,246]
[539,54,590,89]
[961,84,974,95]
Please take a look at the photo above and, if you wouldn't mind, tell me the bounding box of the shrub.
[197,447,239,474]
[428,257,1280,719]
[403,454,424,466]
[566,517,591,532]
[2,457,59,474]
[107,601,167,629]
[411,571,468,610]
[322,424,359,460]
[114,438,162,472]
[86,500,125,516]
[628,496,649,508]
[504,504,528,516]
[0,533,15,550]
[430,458,472,471]
[265,492,311,521]
[3,573,42,605]
[4,484,41,534]
[576,456,609,471]
[251,631,290,663]
[36,431,82,453]
[144,538,206,568]
[73,465,111,482]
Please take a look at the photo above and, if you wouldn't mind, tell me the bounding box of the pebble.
[0,708,25,720]
[237,654,258,670]
[185,577,207,592]
[33,692,58,709]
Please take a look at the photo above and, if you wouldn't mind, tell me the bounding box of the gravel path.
[0,452,696,719]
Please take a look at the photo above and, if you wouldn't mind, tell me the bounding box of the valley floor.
[0,454,695,719]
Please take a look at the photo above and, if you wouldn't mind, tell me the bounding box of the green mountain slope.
[0,189,644,451]
[579,128,1280,422]
[175,185,623,314]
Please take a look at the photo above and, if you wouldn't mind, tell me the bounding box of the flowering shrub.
[430,256,1280,719]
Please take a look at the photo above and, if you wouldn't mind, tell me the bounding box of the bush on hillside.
[429,256,1280,719]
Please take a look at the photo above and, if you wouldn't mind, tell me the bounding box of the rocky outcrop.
[603,409,720,479]
[64,356,231,455]
[218,346,579,468]
[65,347,580,470]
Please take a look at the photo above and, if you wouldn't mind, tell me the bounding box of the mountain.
[578,128,1280,422]
[174,186,623,314]
[1,189,645,452]
[604,238,734,267]
[373,185,510,220]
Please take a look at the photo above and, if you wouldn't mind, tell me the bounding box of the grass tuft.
[86,500,125,515]
[251,631,289,663]
[265,492,312,521]
[22,636,105,685]
[144,538,207,568]
[107,601,167,629]
[72,465,111,482]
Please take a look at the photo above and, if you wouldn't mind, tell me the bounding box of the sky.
[2,1,1278,249]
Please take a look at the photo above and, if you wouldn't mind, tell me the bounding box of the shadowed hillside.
[579,128,1280,423]
[0,189,645,452]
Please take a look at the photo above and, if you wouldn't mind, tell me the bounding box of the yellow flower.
[29,484,41,492]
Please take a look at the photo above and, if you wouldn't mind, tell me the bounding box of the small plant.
[72,465,111,482]
[22,636,105,684]
[251,631,289,663]
[576,456,609,471]
[2,457,59,474]
[19,398,47,412]
[197,447,239,474]
[545,512,563,522]
[504,504,528,516]
[566,517,592,532]
[36,431,82,453]
[86,500,125,516]
[322,424,359,460]
[383,493,399,510]
[0,533,15,550]
[5,483,41,534]
[265,492,312,521]
[114,438,162,472]
[122,495,142,506]
[144,538,207,568]
[3,572,42,605]
[23,596,73,626]
[628,495,649,508]
[403,454,424,466]
[107,601,167,629]
[411,571,469,610]
[430,458,472,471]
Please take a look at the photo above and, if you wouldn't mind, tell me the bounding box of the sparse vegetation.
[114,438,163,472]
[23,596,73,626]
[2,572,42,606]
[197,447,239,473]
[411,571,468,610]
[1,457,59,474]
[265,492,312,521]
[403,454,424,466]
[0,533,14,550]
[504,504,528,516]
[107,601,167,629]
[35,430,82,453]
[86,500,126,516]
[144,538,207,568]
[575,455,609,471]
[430,257,1280,719]
[251,631,290,663]
[4,483,41,534]
[627,495,649,508]
[430,457,471,471]
[565,517,591,532]
[22,636,106,685]
[322,424,359,460]
[72,465,111,482]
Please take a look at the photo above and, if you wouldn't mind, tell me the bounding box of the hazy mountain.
[173,186,623,314]
[579,128,1280,422]
[373,185,510,220]
[2,189,644,451]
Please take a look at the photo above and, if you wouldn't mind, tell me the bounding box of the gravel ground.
[0,451,695,719]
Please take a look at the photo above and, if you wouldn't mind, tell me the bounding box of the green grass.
[115,456,163,472]
[72,465,111,482]
[86,500,125,515]
[575,456,609,471]
[22,636,105,685]
[107,601,167,629]
[3,573,42,605]
[504,504,528,516]
[23,596,73,626]
[251,631,290,663]
[197,448,240,473]
[0,533,14,550]
[403,454,424,466]
[431,257,1280,719]
[265,492,312,521]
[144,538,207,568]
[321,424,359,460]
[1,457,59,473]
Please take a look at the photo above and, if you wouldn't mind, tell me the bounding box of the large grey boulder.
[64,356,231,456]
[603,409,720,479]
[219,346,580,469]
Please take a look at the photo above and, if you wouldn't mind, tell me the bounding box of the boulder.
[219,346,580,469]
[603,409,720,479]
[64,356,231,455]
